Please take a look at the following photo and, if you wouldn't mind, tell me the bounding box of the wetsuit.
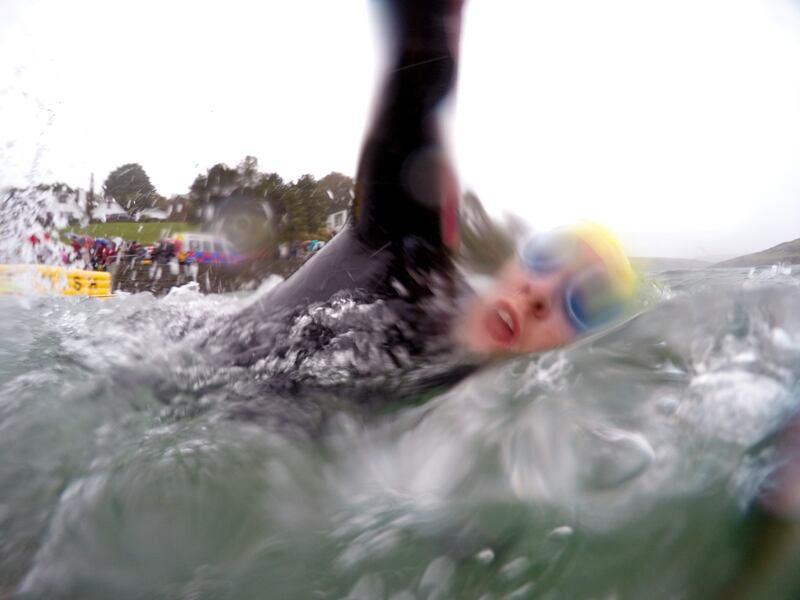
[214,0,475,394]
[249,0,463,314]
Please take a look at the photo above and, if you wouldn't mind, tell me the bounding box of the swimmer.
[458,222,637,355]
[228,0,635,382]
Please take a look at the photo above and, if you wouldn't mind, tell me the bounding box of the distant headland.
[712,238,800,268]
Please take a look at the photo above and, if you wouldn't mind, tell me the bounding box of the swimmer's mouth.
[485,300,519,347]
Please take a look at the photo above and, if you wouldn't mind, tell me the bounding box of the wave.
[2,270,799,598]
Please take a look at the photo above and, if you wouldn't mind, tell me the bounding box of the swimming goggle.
[520,231,631,332]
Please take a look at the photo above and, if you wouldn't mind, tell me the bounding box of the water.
[1,266,800,599]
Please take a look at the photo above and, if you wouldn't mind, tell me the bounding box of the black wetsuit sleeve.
[353,0,462,252]
[255,0,463,312]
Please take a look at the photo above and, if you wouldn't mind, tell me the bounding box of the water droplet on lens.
[547,525,574,540]
[475,548,495,564]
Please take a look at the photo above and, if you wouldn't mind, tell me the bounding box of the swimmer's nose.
[518,281,553,321]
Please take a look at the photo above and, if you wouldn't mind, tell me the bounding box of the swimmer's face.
[459,230,626,355]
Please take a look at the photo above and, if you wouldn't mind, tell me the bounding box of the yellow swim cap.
[518,221,637,331]
[569,221,637,300]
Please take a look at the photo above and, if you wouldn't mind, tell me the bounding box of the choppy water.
[1,265,800,599]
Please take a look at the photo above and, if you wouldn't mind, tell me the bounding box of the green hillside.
[64,222,195,245]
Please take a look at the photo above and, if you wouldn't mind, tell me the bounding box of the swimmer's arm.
[353,0,462,252]
[248,0,464,311]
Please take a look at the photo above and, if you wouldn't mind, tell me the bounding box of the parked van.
[173,233,242,265]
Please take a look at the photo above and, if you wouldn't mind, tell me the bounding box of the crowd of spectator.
[25,230,332,274]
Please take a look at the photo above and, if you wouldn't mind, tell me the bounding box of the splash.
[2,268,800,599]
[0,185,88,265]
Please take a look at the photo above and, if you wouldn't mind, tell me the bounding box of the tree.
[236,155,260,188]
[188,157,289,234]
[317,172,354,213]
[189,162,239,202]
[281,186,307,240]
[292,174,328,235]
[185,159,354,242]
[251,171,288,222]
[189,157,286,209]
[163,194,193,222]
[103,163,157,215]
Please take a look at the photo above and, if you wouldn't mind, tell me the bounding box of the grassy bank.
[64,221,196,245]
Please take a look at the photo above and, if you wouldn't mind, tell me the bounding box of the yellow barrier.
[0,264,113,297]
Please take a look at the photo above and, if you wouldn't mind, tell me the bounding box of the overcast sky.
[2,0,800,259]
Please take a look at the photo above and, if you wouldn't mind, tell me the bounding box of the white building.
[326,209,348,235]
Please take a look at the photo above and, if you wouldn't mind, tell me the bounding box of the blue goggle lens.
[520,233,579,275]
[564,267,624,332]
